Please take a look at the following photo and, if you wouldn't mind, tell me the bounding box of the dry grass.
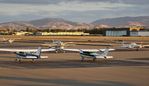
[1,35,149,42]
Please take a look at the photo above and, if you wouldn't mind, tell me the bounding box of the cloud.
[0,0,149,5]
[0,0,148,23]
[0,1,134,15]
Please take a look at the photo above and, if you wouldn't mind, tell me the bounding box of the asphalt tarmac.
[0,38,149,86]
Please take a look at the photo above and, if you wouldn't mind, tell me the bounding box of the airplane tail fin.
[98,48,110,57]
[122,41,125,46]
[8,39,14,43]
[102,49,109,56]
[34,47,42,58]
[2,37,7,41]
[79,49,84,54]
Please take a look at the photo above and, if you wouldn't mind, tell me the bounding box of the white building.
[104,28,130,36]
[14,32,33,36]
[36,32,90,36]
[130,31,149,36]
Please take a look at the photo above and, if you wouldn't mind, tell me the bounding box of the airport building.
[129,26,144,31]
[36,32,90,36]
[104,28,130,36]
[14,31,33,36]
[103,26,148,37]
[130,31,149,36]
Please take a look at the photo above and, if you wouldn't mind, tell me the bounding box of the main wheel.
[18,59,21,63]
[55,51,58,53]
[136,48,139,51]
[93,58,96,62]
[81,57,84,62]
[15,58,19,62]
[32,59,35,63]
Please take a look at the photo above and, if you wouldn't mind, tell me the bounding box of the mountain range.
[0,16,148,31]
[92,16,149,27]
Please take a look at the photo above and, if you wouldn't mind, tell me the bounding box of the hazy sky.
[0,0,148,23]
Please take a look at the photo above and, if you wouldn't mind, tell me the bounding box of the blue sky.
[0,0,148,23]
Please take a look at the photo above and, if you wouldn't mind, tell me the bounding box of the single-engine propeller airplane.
[41,40,74,53]
[63,48,115,61]
[0,37,21,44]
[41,40,115,61]
[0,47,56,62]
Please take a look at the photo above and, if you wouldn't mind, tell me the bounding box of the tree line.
[0,27,121,35]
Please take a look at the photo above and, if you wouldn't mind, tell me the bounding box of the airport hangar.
[103,26,149,37]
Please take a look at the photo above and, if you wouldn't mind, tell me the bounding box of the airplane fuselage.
[79,50,113,61]
[15,52,39,59]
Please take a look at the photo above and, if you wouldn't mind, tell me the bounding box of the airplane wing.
[64,42,74,45]
[63,48,115,52]
[41,43,58,47]
[100,49,115,51]
[0,48,56,52]
[63,48,81,52]
[143,45,149,48]
[41,48,56,52]
[76,43,112,46]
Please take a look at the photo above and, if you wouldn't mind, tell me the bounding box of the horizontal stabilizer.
[40,56,48,58]
[105,56,113,59]
[96,56,113,59]
[26,56,37,59]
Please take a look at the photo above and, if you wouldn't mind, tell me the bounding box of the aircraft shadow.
[129,57,149,60]
[0,59,149,69]
[115,48,149,51]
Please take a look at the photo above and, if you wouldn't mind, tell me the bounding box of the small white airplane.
[63,48,115,61]
[42,40,113,53]
[136,42,149,48]
[0,47,56,62]
[119,42,143,50]
[1,37,20,44]
[41,40,74,53]
[42,40,115,61]
[142,45,149,48]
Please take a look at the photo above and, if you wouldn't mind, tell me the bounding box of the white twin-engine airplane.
[63,48,115,61]
[0,47,56,62]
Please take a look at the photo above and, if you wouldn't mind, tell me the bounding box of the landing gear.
[104,56,107,59]
[55,51,58,53]
[15,58,21,62]
[15,58,18,62]
[81,57,84,62]
[93,58,96,62]
[63,50,66,53]
[31,59,35,63]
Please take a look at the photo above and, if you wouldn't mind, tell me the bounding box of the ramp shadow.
[0,76,133,86]
[129,57,149,61]
[0,59,149,69]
